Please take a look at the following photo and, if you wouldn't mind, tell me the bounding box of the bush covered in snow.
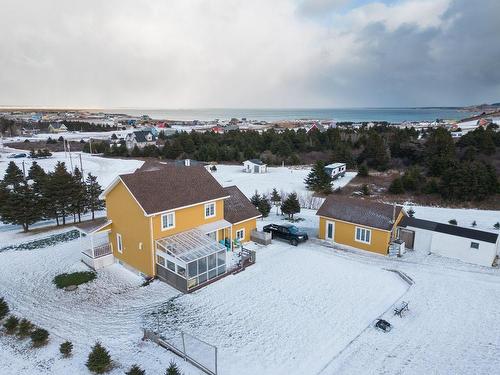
[59,341,73,358]
[165,361,182,375]
[126,364,145,375]
[86,342,112,374]
[53,271,96,289]
[30,328,49,347]
[3,315,19,334]
[0,297,9,320]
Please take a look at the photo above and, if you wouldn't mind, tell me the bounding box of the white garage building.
[398,217,499,267]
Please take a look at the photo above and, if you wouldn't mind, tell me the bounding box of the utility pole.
[68,141,74,173]
[79,153,84,179]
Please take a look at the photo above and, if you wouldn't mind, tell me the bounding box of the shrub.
[449,219,457,225]
[3,315,19,334]
[471,220,477,227]
[86,342,112,374]
[165,361,182,375]
[17,318,34,338]
[257,197,271,218]
[53,271,96,289]
[357,164,369,177]
[126,364,146,375]
[407,208,415,218]
[60,341,73,358]
[0,297,9,320]
[494,222,500,230]
[31,328,49,347]
[362,184,370,196]
[388,177,404,194]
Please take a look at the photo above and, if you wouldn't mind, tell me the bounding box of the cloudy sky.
[0,0,499,108]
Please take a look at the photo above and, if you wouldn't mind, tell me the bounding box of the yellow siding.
[318,216,392,255]
[105,181,154,276]
[151,199,225,240]
[232,218,257,243]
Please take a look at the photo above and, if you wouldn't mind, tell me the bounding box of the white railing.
[82,243,112,259]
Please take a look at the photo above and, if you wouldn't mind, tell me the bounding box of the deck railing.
[82,243,112,259]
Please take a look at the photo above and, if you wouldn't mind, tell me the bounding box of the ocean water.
[106,107,476,122]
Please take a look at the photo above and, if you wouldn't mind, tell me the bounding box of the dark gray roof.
[316,196,403,231]
[400,217,499,244]
[133,130,156,143]
[74,217,111,234]
[222,186,261,224]
[246,159,264,165]
[120,165,228,215]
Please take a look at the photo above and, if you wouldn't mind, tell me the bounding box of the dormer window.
[205,202,216,218]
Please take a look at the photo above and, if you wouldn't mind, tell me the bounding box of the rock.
[64,285,78,292]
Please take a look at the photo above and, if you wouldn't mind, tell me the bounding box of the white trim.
[231,215,262,226]
[325,220,335,241]
[161,211,176,231]
[116,233,123,253]
[204,201,216,219]
[318,215,391,233]
[235,228,245,241]
[150,196,230,217]
[355,226,372,244]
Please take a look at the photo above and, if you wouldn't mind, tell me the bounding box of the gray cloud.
[0,0,498,108]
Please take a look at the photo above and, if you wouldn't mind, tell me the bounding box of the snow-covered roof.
[325,163,346,169]
[244,159,265,165]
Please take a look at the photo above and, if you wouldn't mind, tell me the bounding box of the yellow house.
[91,164,260,292]
[316,196,405,255]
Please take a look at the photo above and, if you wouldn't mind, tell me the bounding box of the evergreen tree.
[3,161,24,186]
[357,164,369,177]
[46,162,74,225]
[86,342,112,374]
[0,297,9,320]
[270,188,281,214]
[71,167,87,222]
[3,315,19,334]
[281,192,300,219]
[0,178,42,232]
[257,197,271,218]
[388,177,405,194]
[126,364,145,375]
[250,191,261,207]
[60,341,73,358]
[17,318,33,338]
[31,328,49,347]
[304,161,332,193]
[425,128,456,176]
[86,173,104,220]
[165,361,182,375]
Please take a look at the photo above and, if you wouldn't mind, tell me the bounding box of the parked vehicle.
[374,319,392,332]
[7,153,27,159]
[262,223,309,246]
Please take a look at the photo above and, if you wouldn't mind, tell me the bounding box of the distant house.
[48,123,68,133]
[211,126,224,134]
[243,159,267,173]
[324,163,346,180]
[317,196,405,255]
[477,118,492,128]
[125,130,157,150]
[307,123,327,133]
[398,217,499,267]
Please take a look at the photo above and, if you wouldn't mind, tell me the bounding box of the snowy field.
[212,164,356,198]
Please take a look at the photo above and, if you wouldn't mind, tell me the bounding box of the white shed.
[324,163,346,180]
[243,159,267,173]
[398,217,499,267]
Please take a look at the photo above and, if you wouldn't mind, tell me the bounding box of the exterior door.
[254,165,259,173]
[399,229,415,250]
[326,221,335,241]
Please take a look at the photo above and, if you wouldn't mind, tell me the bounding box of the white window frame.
[326,221,335,240]
[116,233,123,253]
[355,227,371,244]
[204,202,216,219]
[236,229,245,241]
[161,211,175,231]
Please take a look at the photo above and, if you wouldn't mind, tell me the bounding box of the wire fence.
[144,328,218,375]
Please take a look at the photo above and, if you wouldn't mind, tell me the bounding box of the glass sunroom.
[155,229,228,292]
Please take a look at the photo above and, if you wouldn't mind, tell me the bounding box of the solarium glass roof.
[156,228,227,263]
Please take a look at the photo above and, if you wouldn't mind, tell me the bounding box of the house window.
[161,212,175,230]
[236,229,245,241]
[116,233,123,253]
[470,242,480,249]
[355,227,371,244]
[205,202,216,218]
[156,255,165,267]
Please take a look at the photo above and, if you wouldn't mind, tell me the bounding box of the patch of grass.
[53,271,96,289]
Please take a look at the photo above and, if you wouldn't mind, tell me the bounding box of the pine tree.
[0,297,9,320]
[165,361,182,375]
[85,173,104,220]
[60,341,73,358]
[17,318,33,338]
[3,315,19,334]
[0,178,42,232]
[304,161,332,193]
[250,191,261,207]
[388,177,404,194]
[126,364,145,375]
[31,328,49,347]
[257,197,271,218]
[71,167,87,222]
[3,161,24,186]
[357,164,369,177]
[281,192,300,219]
[86,342,112,374]
[270,188,281,214]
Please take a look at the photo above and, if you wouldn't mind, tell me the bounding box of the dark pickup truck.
[263,223,309,246]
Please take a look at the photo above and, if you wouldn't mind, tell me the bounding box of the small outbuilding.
[324,163,346,180]
[398,217,500,267]
[243,159,267,174]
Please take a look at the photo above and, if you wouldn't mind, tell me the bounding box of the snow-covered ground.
[212,164,356,198]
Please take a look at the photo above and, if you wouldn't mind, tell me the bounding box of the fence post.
[215,346,218,375]
[181,331,187,360]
